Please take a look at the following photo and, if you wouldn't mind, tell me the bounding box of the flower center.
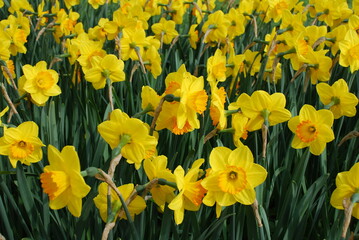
[35,71,54,90]
[296,120,318,143]
[40,170,70,200]
[218,166,247,194]
[10,140,34,159]
[188,90,208,114]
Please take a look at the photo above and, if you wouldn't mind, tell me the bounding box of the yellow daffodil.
[188,24,199,49]
[231,113,249,147]
[201,146,267,218]
[303,49,332,84]
[288,104,334,155]
[1,60,16,84]
[151,18,179,45]
[209,85,227,130]
[202,10,230,43]
[120,28,147,61]
[316,79,358,119]
[143,156,176,211]
[88,0,106,9]
[239,90,292,131]
[98,109,157,169]
[21,61,61,106]
[325,24,348,56]
[94,182,146,222]
[40,145,90,217]
[75,33,107,72]
[225,8,245,40]
[264,0,298,23]
[156,64,208,135]
[141,86,162,117]
[330,162,359,219]
[0,121,44,168]
[207,49,227,83]
[84,54,125,90]
[168,159,207,225]
[339,29,359,73]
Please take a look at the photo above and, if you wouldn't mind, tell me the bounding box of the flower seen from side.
[330,162,359,219]
[93,182,146,222]
[40,145,91,217]
[168,159,207,224]
[98,109,157,169]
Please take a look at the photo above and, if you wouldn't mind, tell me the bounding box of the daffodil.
[141,86,162,117]
[239,90,292,131]
[97,109,157,169]
[207,49,227,83]
[339,29,359,73]
[40,145,91,217]
[21,61,62,106]
[168,159,207,225]
[93,182,146,222]
[330,162,359,219]
[0,121,44,168]
[151,18,179,45]
[143,156,176,211]
[316,79,358,119]
[201,146,267,218]
[288,104,334,155]
[84,54,125,90]
[202,10,230,43]
[156,64,208,134]
[209,85,227,130]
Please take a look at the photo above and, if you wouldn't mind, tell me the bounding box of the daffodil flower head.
[207,49,227,83]
[40,145,91,217]
[93,182,146,222]
[316,79,358,119]
[168,159,207,224]
[339,29,359,73]
[98,109,158,169]
[0,121,44,168]
[288,104,335,155]
[84,54,125,90]
[21,61,62,106]
[240,90,292,131]
[201,146,267,218]
[143,155,176,211]
[330,162,359,219]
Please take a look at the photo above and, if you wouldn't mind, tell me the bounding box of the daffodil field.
[0,0,359,239]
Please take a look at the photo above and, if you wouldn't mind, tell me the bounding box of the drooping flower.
[21,61,61,106]
[330,162,359,219]
[98,109,157,169]
[40,145,91,217]
[239,90,292,131]
[168,159,207,224]
[288,104,334,155]
[143,155,176,211]
[0,121,44,168]
[93,182,146,222]
[84,54,125,90]
[316,79,358,119]
[201,146,267,218]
